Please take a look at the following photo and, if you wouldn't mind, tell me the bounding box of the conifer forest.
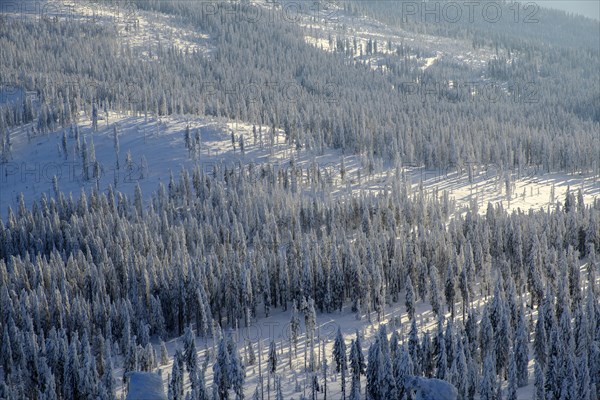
[0,1,599,399]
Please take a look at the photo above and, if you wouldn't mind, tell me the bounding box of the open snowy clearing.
[114,294,504,399]
[2,112,598,221]
[293,1,500,75]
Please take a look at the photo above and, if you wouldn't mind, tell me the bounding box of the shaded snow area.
[117,302,458,398]
[125,372,166,400]
[409,376,458,400]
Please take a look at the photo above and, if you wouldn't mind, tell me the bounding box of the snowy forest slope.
[0,1,599,400]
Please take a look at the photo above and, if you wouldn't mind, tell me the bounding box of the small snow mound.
[408,376,458,400]
[125,372,166,400]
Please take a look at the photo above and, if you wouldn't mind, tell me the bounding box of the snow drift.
[407,376,458,400]
[125,372,166,400]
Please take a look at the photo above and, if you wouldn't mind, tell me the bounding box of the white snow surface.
[125,372,166,400]
[409,376,458,400]
[2,112,598,220]
[289,1,498,74]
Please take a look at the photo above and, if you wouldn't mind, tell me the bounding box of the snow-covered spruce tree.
[169,350,185,400]
[349,332,366,398]
[0,326,12,374]
[544,324,562,399]
[102,340,115,398]
[161,340,169,366]
[213,339,230,400]
[434,323,448,381]
[290,300,301,358]
[183,325,198,374]
[333,327,348,400]
[420,331,434,379]
[514,304,529,387]
[304,297,317,371]
[63,335,80,400]
[479,352,496,400]
[83,338,100,397]
[330,250,344,312]
[533,361,545,400]
[275,376,283,400]
[227,335,245,400]
[246,340,256,367]
[429,266,442,318]
[349,375,361,400]
[192,353,210,400]
[479,307,494,363]
[444,319,456,375]
[489,277,510,378]
[405,276,415,321]
[268,339,278,397]
[311,372,319,400]
[458,341,472,400]
[185,125,192,154]
[444,261,457,319]
[559,354,577,400]
[366,326,395,400]
[506,351,517,400]
[407,318,420,375]
[393,344,413,400]
[321,339,329,399]
[262,262,272,318]
[576,353,592,400]
[533,311,547,371]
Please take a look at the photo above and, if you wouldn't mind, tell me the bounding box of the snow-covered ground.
[125,372,166,400]
[2,0,213,61]
[1,3,598,399]
[64,0,213,61]
[290,1,499,75]
[2,112,598,220]
[116,262,600,399]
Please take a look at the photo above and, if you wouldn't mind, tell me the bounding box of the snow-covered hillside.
[4,0,597,218]
[275,0,500,75]
[2,0,213,61]
[1,2,599,400]
[2,112,598,220]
